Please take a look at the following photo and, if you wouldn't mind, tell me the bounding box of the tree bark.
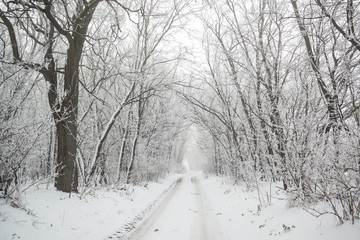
[126,105,142,184]
[55,119,78,192]
[116,108,132,182]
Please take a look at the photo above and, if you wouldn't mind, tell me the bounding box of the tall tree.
[0,0,121,192]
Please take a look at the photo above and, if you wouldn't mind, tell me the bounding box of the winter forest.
[0,0,360,239]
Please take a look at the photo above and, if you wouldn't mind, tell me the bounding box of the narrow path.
[125,174,223,240]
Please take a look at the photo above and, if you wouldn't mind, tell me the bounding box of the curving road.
[126,174,223,240]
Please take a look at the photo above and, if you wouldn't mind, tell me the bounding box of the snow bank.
[200,176,360,240]
[0,175,180,240]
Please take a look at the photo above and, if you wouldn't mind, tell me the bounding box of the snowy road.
[126,174,223,240]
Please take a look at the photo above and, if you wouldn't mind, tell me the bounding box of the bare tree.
[0,1,137,192]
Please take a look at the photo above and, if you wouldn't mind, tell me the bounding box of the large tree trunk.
[55,112,78,192]
[51,1,99,192]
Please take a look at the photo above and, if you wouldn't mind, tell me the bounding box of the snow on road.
[126,174,224,240]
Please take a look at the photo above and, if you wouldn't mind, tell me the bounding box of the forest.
[0,0,359,226]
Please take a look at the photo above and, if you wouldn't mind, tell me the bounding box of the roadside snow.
[0,175,180,240]
[200,175,360,240]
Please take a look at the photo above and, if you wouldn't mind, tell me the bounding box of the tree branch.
[0,12,21,62]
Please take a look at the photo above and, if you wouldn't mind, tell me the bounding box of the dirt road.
[126,174,223,240]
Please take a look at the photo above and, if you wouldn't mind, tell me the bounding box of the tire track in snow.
[190,176,210,240]
[190,176,227,240]
[192,176,231,240]
[108,177,183,240]
[121,174,224,240]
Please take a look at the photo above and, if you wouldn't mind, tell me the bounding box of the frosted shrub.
[287,133,360,224]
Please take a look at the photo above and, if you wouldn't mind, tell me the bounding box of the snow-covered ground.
[0,173,359,240]
[0,175,180,240]
[200,175,360,240]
